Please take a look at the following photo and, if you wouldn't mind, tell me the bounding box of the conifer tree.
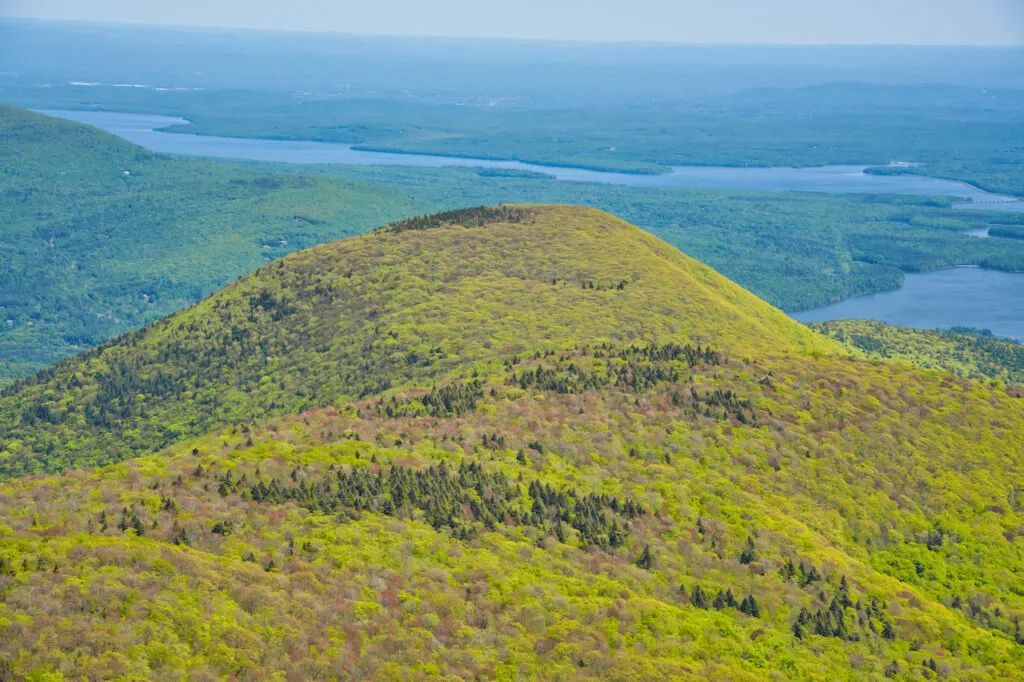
[635,544,653,570]
[691,585,708,609]
[739,536,757,564]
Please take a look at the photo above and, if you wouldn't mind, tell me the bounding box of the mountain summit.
[0,205,835,478]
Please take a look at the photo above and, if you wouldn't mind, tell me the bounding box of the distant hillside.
[5,103,1024,387]
[0,105,425,380]
[0,205,837,478]
[811,320,1024,384]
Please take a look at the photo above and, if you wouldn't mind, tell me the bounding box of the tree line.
[211,459,647,550]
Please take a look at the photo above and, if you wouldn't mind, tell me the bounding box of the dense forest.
[989,224,1024,240]
[0,205,834,479]
[4,106,1024,382]
[0,105,423,381]
[8,78,1021,196]
[3,26,1024,680]
[0,209,1020,678]
[307,162,1024,310]
[811,320,1024,384]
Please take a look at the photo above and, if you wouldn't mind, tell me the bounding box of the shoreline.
[35,108,1024,203]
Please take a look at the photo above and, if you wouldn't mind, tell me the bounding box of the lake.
[792,267,1024,342]
[37,109,1024,207]
[39,108,1024,339]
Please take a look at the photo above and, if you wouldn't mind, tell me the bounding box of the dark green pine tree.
[739,536,757,564]
[881,620,896,640]
[635,544,654,570]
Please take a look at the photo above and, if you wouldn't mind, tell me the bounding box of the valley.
[34,109,1024,208]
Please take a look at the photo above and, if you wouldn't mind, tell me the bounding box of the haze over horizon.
[3,0,1023,46]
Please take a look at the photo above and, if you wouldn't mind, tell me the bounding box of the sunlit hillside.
[0,207,1021,680]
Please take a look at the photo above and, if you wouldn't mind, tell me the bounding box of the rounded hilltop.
[0,204,839,477]
[266,203,837,355]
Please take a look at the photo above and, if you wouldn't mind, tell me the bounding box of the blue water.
[38,108,1024,338]
[793,267,1024,342]
[37,109,1024,207]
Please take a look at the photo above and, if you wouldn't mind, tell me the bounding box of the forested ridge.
[0,205,1021,679]
[0,205,834,479]
[0,105,424,380]
[0,338,1021,678]
[3,26,1024,679]
[281,162,1024,312]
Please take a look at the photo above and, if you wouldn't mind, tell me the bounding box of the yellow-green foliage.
[0,206,838,478]
[0,344,1021,680]
[812,320,1024,384]
[0,206,1021,680]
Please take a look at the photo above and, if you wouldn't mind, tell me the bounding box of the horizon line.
[2,15,1022,49]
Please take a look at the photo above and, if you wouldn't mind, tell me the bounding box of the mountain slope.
[0,338,1021,679]
[811,320,1024,384]
[1,206,1021,680]
[6,103,1024,387]
[0,205,837,478]
[0,105,424,379]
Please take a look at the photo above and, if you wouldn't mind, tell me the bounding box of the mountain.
[0,206,1021,680]
[0,205,835,479]
[812,320,1024,384]
[0,105,425,380]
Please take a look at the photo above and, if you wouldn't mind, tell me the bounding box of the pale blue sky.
[3,0,1023,45]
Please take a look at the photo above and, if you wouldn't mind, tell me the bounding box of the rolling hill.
[0,105,425,381]
[0,206,1022,680]
[0,205,835,479]
[6,103,1024,392]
